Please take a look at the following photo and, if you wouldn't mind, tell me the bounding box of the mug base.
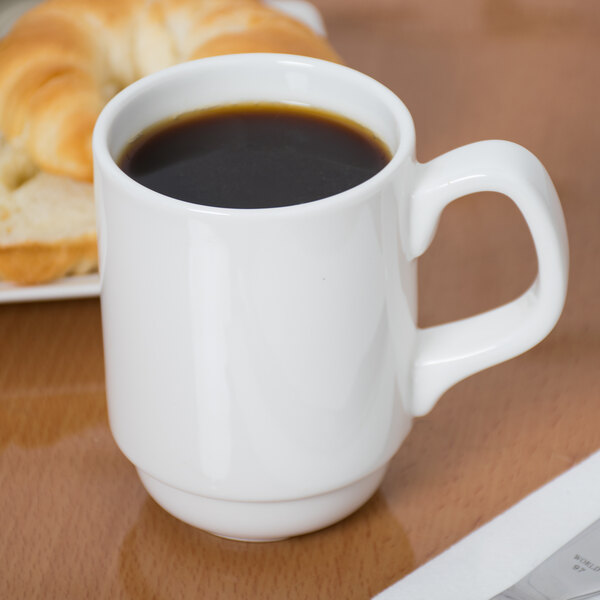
[136,465,388,542]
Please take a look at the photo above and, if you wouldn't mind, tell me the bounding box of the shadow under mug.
[93,53,568,541]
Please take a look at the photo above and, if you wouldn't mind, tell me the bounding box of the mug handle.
[407,140,569,416]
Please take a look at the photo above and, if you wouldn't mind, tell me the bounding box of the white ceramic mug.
[93,53,568,541]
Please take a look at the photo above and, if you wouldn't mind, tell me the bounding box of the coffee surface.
[118,103,391,209]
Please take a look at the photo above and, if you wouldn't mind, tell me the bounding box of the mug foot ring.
[136,465,387,542]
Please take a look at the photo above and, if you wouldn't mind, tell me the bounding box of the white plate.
[0,274,100,304]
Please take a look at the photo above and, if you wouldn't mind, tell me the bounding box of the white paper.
[375,450,600,600]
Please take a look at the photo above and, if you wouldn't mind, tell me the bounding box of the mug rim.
[92,53,416,217]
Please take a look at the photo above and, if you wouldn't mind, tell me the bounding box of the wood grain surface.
[1,0,599,598]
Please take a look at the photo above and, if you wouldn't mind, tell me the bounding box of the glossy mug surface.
[93,53,568,541]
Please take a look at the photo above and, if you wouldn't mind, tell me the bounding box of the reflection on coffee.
[118,103,391,209]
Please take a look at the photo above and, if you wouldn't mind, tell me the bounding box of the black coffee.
[118,103,391,209]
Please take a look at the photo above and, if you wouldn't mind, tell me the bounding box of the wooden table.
[1,0,599,597]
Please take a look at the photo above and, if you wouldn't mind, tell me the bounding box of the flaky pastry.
[0,0,340,284]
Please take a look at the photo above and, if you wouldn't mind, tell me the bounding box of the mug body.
[93,54,419,540]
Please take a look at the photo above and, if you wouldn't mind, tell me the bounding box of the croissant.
[0,0,340,182]
[0,0,340,284]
